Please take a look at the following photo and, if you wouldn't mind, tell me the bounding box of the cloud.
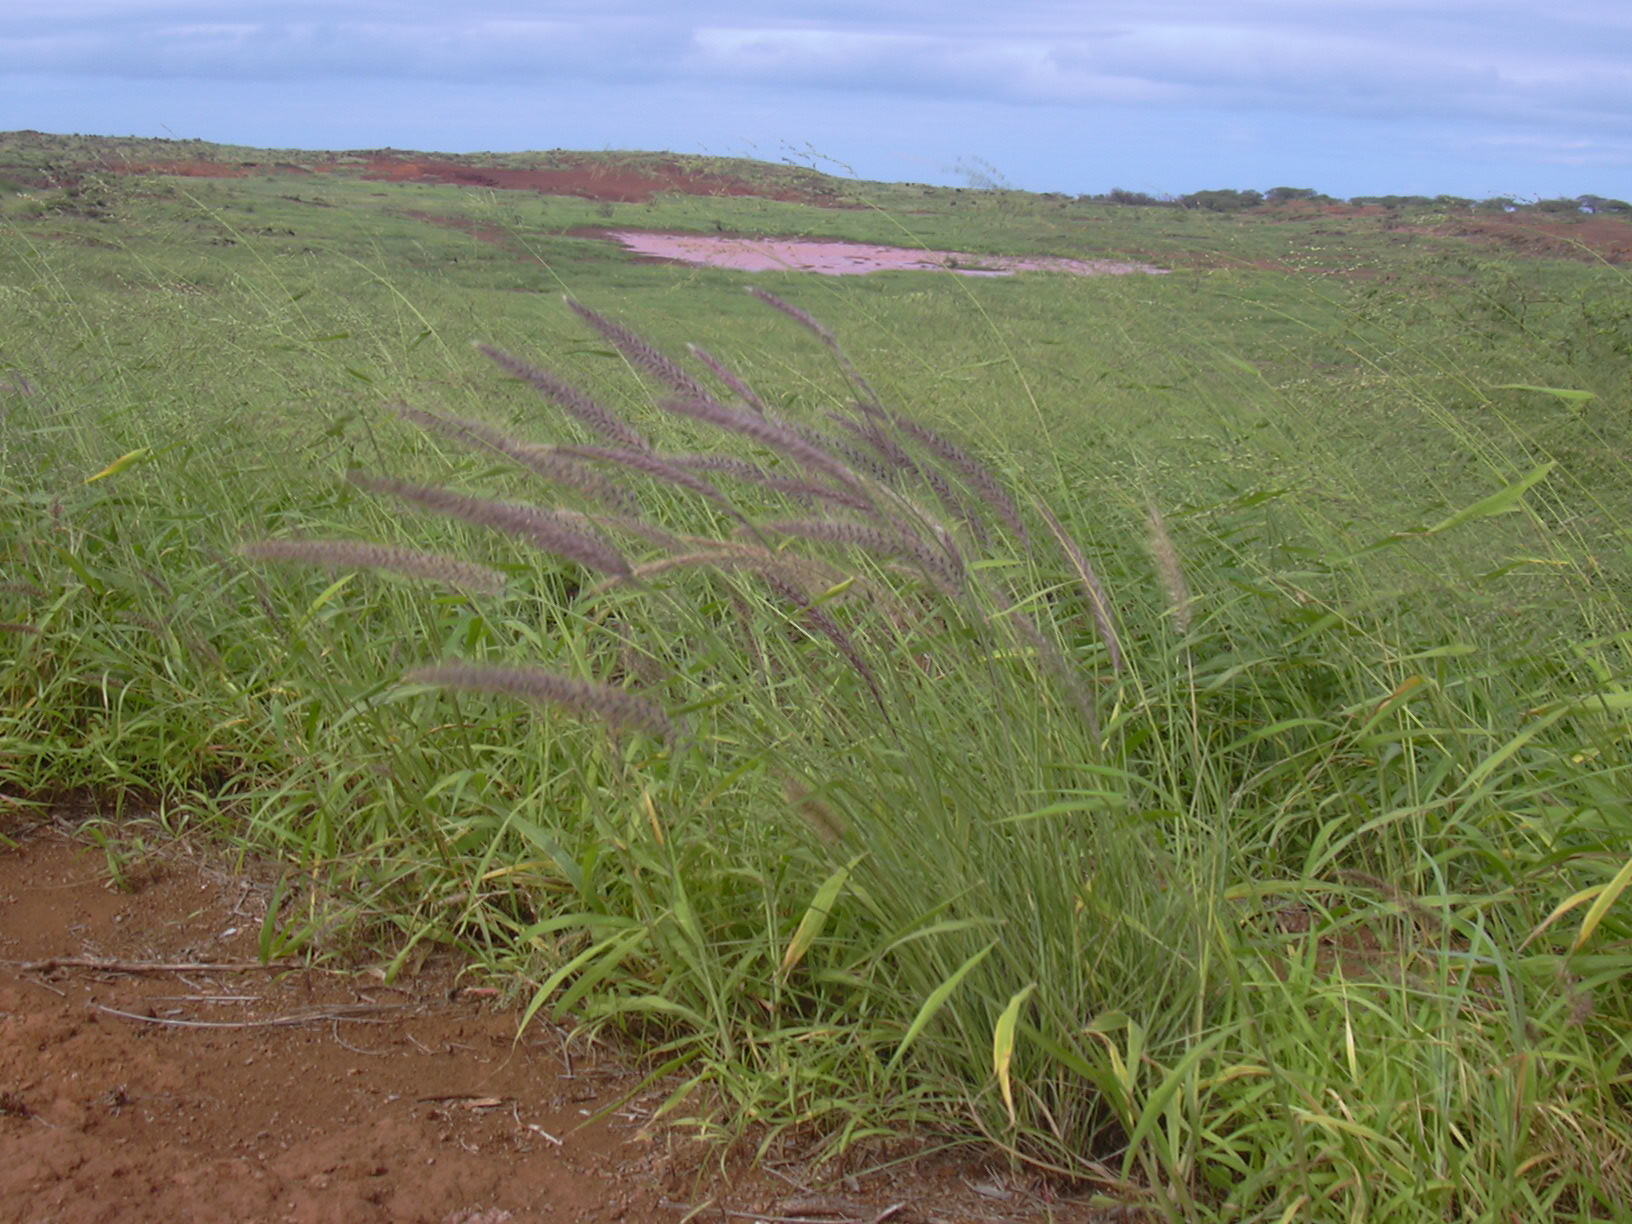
[6,3,1629,134]
[6,2,1630,196]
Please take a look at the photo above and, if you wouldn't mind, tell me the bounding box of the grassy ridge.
[2,160,1631,1221]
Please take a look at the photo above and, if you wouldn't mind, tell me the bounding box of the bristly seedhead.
[759,570,888,716]
[257,293,1125,793]
[664,453,770,479]
[658,395,870,498]
[476,344,652,453]
[686,344,768,418]
[553,444,745,520]
[407,662,680,742]
[348,473,634,582]
[564,298,719,406]
[783,779,847,844]
[606,546,862,606]
[890,415,1031,547]
[759,516,966,595]
[1146,502,1192,634]
[242,539,508,596]
[745,287,883,411]
[1035,500,1123,673]
[396,405,642,515]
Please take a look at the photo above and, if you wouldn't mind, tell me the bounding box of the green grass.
[2,146,1631,1222]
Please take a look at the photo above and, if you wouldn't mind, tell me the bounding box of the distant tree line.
[1078,187,1631,216]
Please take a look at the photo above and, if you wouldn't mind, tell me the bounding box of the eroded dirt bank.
[0,818,1123,1224]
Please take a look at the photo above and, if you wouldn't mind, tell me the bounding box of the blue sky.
[6,1,1630,201]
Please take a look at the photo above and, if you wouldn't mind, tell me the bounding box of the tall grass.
[224,293,1628,1219]
[3,175,1631,1220]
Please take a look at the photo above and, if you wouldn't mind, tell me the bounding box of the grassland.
[2,134,1631,1222]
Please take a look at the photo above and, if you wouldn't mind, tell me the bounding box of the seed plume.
[761,570,888,715]
[407,662,678,741]
[1035,501,1122,673]
[745,287,882,411]
[242,539,507,595]
[1147,503,1192,633]
[396,405,640,514]
[348,474,632,581]
[659,396,869,497]
[477,344,651,453]
[564,298,717,404]
[891,415,1030,546]
[687,344,769,417]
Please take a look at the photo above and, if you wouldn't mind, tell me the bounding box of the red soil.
[110,156,841,207]
[112,160,255,179]
[1430,213,1632,263]
[0,816,1125,1224]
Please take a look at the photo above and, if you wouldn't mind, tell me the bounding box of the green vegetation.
[2,134,1631,1222]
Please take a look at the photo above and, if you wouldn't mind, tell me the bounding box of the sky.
[5,1,1631,202]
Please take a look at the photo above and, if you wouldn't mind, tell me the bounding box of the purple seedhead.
[686,344,769,418]
[242,538,508,596]
[407,662,679,742]
[348,473,633,582]
[564,298,718,405]
[396,404,641,515]
[477,344,651,453]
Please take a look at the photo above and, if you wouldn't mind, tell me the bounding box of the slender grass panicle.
[658,395,870,497]
[827,414,988,540]
[552,444,760,540]
[783,779,847,845]
[564,298,718,405]
[663,453,770,479]
[785,418,899,485]
[395,405,641,514]
[406,662,679,742]
[241,539,508,595]
[556,509,688,554]
[890,414,1031,546]
[476,344,651,453]
[758,570,887,714]
[744,287,883,409]
[755,475,880,516]
[1146,502,1192,633]
[671,453,878,516]
[686,344,769,417]
[616,547,855,597]
[347,473,633,581]
[827,413,918,476]
[1035,501,1123,672]
[758,516,966,594]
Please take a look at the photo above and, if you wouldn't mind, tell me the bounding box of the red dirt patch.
[1430,213,1632,263]
[101,155,844,207]
[356,157,839,206]
[0,828,673,1223]
[117,161,255,179]
[364,159,734,204]
[0,816,1130,1224]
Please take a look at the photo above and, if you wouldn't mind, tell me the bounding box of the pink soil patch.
[600,231,1167,277]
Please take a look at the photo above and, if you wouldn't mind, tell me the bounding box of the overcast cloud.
[6,1,1630,198]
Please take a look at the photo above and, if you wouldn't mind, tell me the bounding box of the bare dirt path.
[1,815,1122,1224]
